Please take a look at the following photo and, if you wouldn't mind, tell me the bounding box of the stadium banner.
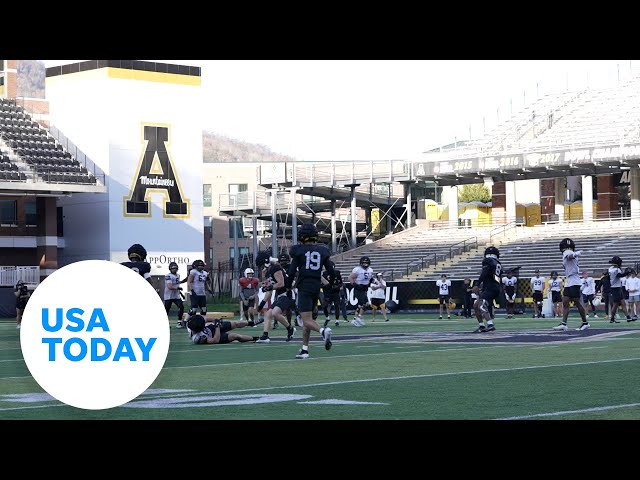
[345,280,488,311]
[343,278,543,311]
[613,170,632,186]
[415,143,640,177]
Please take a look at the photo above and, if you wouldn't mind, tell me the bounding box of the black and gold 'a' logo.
[124,125,189,217]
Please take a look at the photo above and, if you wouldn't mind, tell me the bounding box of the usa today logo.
[20,260,170,410]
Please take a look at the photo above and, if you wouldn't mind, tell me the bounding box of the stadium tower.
[45,60,204,281]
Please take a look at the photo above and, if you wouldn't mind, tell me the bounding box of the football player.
[553,238,589,331]
[580,270,597,318]
[625,270,639,321]
[548,271,563,318]
[255,256,296,343]
[369,272,389,322]
[164,262,186,328]
[14,280,30,329]
[607,255,634,323]
[239,268,260,323]
[502,270,518,319]
[121,243,152,284]
[349,256,373,326]
[184,260,213,326]
[529,269,545,318]
[321,262,345,327]
[278,253,301,326]
[472,245,502,333]
[254,253,273,321]
[287,223,335,359]
[436,274,452,319]
[187,315,259,345]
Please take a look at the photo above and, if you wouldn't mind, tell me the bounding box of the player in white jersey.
[553,238,589,331]
[548,271,564,318]
[369,272,389,322]
[435,274,452,319]
[607,255,634,323]
[580,270,597,318]
[349,256,373,326]
[530,269,545,318]
[164,262,186,328]
[501,271,517,318]
[184,259,213,326]
[625,270,639,321]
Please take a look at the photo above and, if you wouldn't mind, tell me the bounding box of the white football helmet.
[244,268,254,277]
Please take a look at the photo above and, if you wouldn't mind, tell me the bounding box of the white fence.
[0,266,40,286]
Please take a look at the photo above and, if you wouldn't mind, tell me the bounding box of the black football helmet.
[559,238,575,252]
[299,223,318,243]
[278,253,290,264]
[168,261,179,271]
[187,314,206,333]
[484,246,500,258]
[128,243,147,261]
[360,256,371,267]
[193,259,206,270]
[609,255,623,266]
[551,270,558,278]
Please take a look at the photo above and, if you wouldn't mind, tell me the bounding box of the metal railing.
[489,220,519,243]
[48,124,106,185]
[0,266,39,286]
[448,237,478,259]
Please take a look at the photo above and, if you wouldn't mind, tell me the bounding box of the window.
[228,183,248,208]
[373,183,390,196]
[203,184,212,207]
[229,218,243,238]
[204,216,213,239]
[25,200,37,226]
[0,200,17,225]
[229,247,249,260]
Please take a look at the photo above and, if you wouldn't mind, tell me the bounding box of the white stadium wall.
[46,61,204,279]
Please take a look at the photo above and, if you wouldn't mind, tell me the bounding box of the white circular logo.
[20,260,170,410]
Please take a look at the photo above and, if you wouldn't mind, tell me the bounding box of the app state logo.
[124,124,189,217]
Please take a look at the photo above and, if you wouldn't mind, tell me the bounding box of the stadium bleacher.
[331,224,495,281]
[0,97,97,185]
[410,218,640,282]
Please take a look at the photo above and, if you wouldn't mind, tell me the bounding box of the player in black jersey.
[121,243,152,284]
[255,256,296,343]
[287,223,336,359]
[321,262,344,327]
[278,252,301,326]
[472,245,502,333]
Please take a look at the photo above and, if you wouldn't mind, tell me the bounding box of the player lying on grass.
[187,314,259,344]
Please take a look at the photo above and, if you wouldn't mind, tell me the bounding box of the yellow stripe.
[46,67,200,86]
[408,299,441,305]
[107,68,201,85]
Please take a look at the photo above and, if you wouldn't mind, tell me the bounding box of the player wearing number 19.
[472,246,502,333]
[287,223,336,359]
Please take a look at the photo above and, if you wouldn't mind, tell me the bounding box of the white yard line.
[497,403,640,420]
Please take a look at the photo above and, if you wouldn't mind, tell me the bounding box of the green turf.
[2,312,639,420]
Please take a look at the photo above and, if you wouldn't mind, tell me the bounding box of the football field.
[2,312,640,420]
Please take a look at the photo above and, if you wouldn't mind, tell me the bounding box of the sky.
[44,60,635,162]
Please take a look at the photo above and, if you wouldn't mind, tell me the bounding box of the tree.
[458,184,491,203]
